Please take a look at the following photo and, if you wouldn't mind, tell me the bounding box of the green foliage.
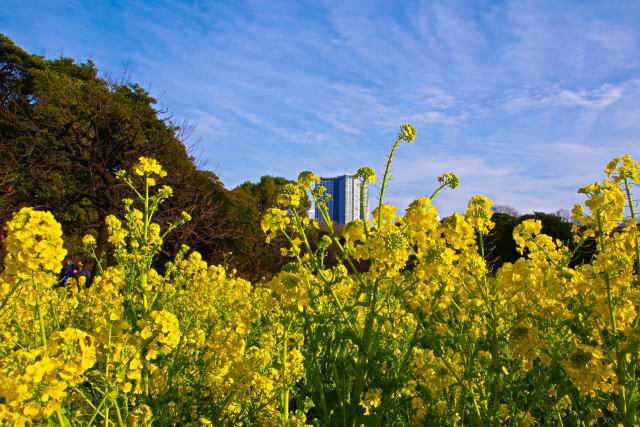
[0,35,318,282]
[484,212,521,271]
[485,211,596,272]
[233,175,312,217]
[221,176,313,281]
[1,34,190,239]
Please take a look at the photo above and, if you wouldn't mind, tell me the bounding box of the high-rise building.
[314,174,369,224]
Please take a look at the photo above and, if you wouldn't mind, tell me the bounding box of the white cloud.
[4,0,640,216]
[508,83,626,110]
[410,111,459,125]
[377,133,640,218]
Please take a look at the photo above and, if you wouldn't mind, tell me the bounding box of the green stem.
[106,321,112,378]
[111,396,125,426]
[476,232,493,318]
[282,322,290,425]
[288,211,361,333]
[596,209,631,419]
[429,183,447,200]
[144,174,150,242]
[440,354,484,426]
[56,409,66,426]
[623,176,640,280]
[290,211,322,272]
[281,223,354,330]
[522,231,560,268]
[309,191,366,286]
[0,279,22,315]
[144,360,150,397]
[331,362,348,426]
[377,135,402,230]
[86,392,110,427]
[360,180,369,238]
[351,278,380,421]
[141,173,150,312]
[596,211,617,334]
[555,402,565,426]
[311,349,329,423]
[71,385,104,413]
[478,231,500,414]
[36,295,47,348]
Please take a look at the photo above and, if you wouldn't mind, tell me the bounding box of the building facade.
[314,174,369,224]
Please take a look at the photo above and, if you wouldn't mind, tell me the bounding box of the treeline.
[0,34,311,281]
[484,211,596,272]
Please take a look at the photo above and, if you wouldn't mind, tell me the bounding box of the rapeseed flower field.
[1,126,639,425]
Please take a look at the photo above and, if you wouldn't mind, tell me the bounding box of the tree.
[233,175,311,217]
[484,212,521,272]
[484,210,595,272]
[0,35,324,280]
[0,34,238,266]
[224,176,313,280]
[491,204,520,217]
[517,212,572,243]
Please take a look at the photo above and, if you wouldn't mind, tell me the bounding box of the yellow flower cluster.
[0,327,96,424]
[2,148,640,425]
[277,183,305,208]
[262,144,640,424]
[132,156,167,178]
[0,160,284,425]
[3,207,66,280]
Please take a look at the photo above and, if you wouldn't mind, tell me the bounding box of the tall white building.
[314,174,369,224]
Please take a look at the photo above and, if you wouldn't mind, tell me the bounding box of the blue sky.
[2,0,639,217]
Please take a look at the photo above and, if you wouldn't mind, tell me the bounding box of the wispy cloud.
[2,0,640,215]
[507,83,626,110]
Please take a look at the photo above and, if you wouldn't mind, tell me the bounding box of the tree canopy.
[484,210,596,272]
[1,34,193,239]
[233,175,311,216]
[0,34,301,279]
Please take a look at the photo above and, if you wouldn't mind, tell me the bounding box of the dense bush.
[484,211,598,273]
[1,129,639,425]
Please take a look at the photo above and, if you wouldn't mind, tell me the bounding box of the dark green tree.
[484,210,596,272]
[0,34,246,268]
[225,176,313,280]
[233,175,311,217]
[518,211,596,267]
[0,35,319,280]
[484,212,521,272]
